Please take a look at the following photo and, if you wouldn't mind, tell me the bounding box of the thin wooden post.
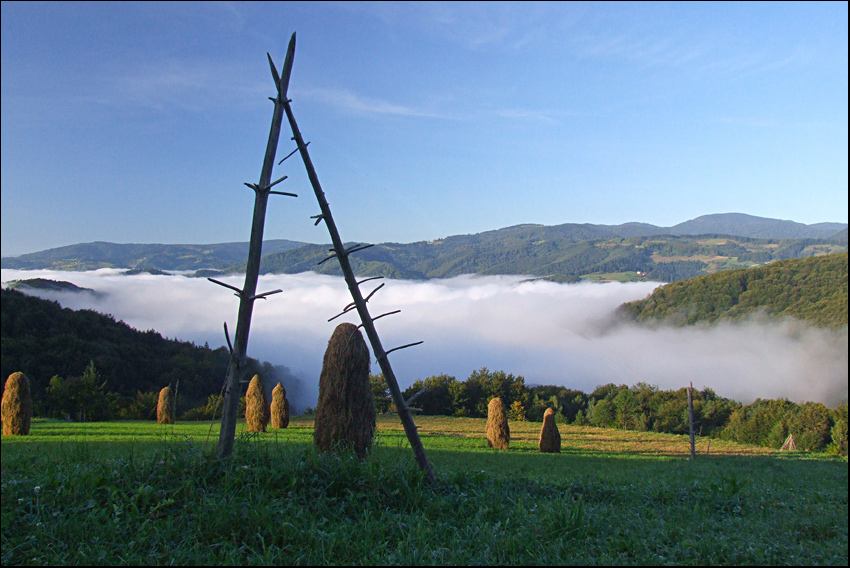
[215,35,298,459]
[688,382,696,460]
[280,37,437,484]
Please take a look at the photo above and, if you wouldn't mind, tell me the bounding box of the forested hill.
[0,288,278,417]
[3,214,845,280]
[245,232,846,283]
[1,239,308,271]
[618,253,848,327]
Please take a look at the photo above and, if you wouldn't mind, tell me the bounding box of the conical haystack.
[780,433,797,451]
[270,382,290,429]
[157,385,175,425]
[539,407,561,453]
[486,397,510,450]
[314,323,376,458]
[2,372,32,436]
[245,374,269,432]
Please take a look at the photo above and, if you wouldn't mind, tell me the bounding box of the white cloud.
[303,87,450,119]
[3,269,847,408]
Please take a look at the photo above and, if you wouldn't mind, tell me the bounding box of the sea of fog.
[2,268,847,411]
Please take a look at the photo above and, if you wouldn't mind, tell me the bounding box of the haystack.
[2,372,32,436]
[539,407,561,453]
[270,382,290,429]
[314,323,376,458]
[780,433,797,451]
[245,374,269,432]
[486,397,510,450]
[156,385,175,425]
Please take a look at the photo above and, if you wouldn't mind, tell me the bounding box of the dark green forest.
[0,288,277,420]
[619,252,848,327]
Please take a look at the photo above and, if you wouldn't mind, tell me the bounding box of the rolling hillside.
[618,252,849,327]
[237,232,846,283]
[0,239,308,271]
[3,214,846,283]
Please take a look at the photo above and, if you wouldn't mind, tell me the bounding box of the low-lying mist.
[3,269,847,412]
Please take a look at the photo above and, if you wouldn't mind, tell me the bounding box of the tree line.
[250,231,846,284]
[366,368,847,455]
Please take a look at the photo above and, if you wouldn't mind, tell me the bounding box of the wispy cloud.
[571,25,812,81]
[303,86,564,126]
[492,107,562,126]
[90,59,271,112]
[301,87,451,119]
[347,1,552,52]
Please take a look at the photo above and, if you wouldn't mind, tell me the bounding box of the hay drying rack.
[210,33,436,484]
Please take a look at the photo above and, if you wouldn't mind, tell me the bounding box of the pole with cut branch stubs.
[213,34,298,460]
[688,381,696,460]
[280,38,437,484]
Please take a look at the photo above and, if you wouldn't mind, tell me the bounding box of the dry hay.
[2,372,32,436]
[314,323,376,459]
[157,385,175,425]
[245,374,269,433]
[538,407,561,453]
[486,397,510,450]
[270,381,290,429]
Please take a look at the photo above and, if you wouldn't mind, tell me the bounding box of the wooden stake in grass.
[157,385,175,425]
[539,407,561,453]
[486,397,510,450]
[314,323,376,458]
[270,382,290,429]
[245,374,269,432]
[1,372,32,436]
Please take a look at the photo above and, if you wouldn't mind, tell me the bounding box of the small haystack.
[486,397,510,450]
[539,407,561,453]
[156,385,175,425]
[270,382,290,429]
[2,372,32,436]
[314,323,376,458]
[245,374,269,432]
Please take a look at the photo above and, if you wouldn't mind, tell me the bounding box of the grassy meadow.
[2,415,847,565]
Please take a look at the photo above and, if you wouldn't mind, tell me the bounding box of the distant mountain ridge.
[1,239,308,271]
[667,213,846,240]
[2,214,846,280]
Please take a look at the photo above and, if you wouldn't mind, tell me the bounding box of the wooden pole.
[688,381,696,460]
[280,44,437,485]
[215,34,297,459]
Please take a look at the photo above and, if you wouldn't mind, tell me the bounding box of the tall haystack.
[2,372,32,436]
[157,385,175,425]
[245,374,269,432]
[270,382,290,429]
[486,397,510,450]
[539,407,561,453]
[314,323,376,458]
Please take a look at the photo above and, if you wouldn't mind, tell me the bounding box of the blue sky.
[2,1,847,257]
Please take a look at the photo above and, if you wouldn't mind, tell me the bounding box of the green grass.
[2,416,847,565]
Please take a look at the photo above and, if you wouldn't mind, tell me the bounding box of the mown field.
[2,415,847,565]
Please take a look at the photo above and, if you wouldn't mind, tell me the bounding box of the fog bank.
[3,269,847,410]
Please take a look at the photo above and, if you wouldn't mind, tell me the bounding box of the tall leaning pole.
[281,34,437,484]
[212,35,298,459]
